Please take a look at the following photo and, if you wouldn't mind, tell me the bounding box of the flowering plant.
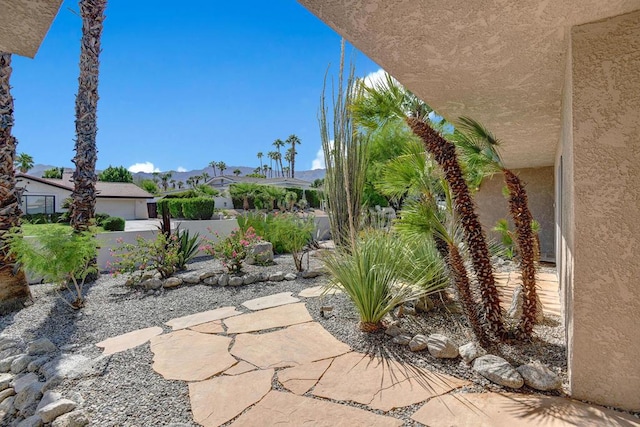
[200,227,261,273]
[110,232,181,282]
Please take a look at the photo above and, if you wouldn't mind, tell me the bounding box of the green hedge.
[168,199,184,218]
[182,197,215,220]
[102,216,125,231]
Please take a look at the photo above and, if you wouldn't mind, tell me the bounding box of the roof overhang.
[0,0,63,58]
[298,0,640,168]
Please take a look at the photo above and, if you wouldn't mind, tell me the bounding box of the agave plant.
[174,228,201,270]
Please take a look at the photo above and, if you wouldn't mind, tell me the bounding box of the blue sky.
[11,1,382,173]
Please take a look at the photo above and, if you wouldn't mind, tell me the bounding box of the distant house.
[206,175,313,190]
[16,172,153,220]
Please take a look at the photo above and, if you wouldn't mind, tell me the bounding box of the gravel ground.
[0,252,577,426]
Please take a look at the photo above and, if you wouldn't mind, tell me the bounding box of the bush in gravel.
[8,226,98,309]
[110,232,181,281]
[200,227,261,273]
[322,230,447,332]
[267,214,314,271]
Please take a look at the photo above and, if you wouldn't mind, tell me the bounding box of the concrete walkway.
[96,283,638,427]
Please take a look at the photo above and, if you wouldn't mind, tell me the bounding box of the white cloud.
[362,68,387,88]
[128,162,160,173]
[311,147,325,170]
[176,166,187,172]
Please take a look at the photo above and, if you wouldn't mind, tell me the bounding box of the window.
[21,195,55,215]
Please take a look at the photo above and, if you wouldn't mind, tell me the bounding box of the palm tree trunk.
[0,53,31,312]
[503,169,538,338]
[70,0,107,232]
[407,117,506,339]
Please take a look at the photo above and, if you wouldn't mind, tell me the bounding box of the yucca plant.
[174,228,201,270]
[323,230,443,332]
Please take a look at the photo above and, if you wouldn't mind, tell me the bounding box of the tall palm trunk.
[0,53,31,312]
[70,0,107,232]
[503,169,538,338]
[407,117,506,339]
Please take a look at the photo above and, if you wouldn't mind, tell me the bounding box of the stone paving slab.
[241,292,299,311]
[277,358,333,395]
[411,392,640,427]
[224,303,312,334]
[188,320,224,334]
[230,390,403,427]
[189,369,274,427]
[150,330,236,381]
[223,361,257,376]
[230,322,351,369]
[313,352,470,411]
[166,307,241,330]
[95,326,163,355]
[298,285,342,298]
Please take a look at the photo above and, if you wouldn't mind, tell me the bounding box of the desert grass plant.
[319,39,369,249]
[268,214,314,271]
[323,230,446,332]
[8,226,98,309]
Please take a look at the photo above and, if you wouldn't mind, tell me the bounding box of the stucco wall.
[16,179,69,212]
[475,167,555,262]
[563,10,640,411]
[95,199,149,220]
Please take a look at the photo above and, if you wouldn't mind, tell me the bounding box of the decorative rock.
[473,355,524,388]
[301,269,323,279]
[427,334,459,358]
[507,284,545,323]
[51,410,89,427]
[245,242,274,265]
[27,339,57,357]
[257,271,270,282]
[13,373,39,393]
[226,276,242,286]
[391,334,412,346]
[516,362,562,391]
[0,373,13,390]
[401,304,417,316]
[11,355,35,374]
[141,278,163,290]
[218,274,229,287]
[408,335,428,352]
[163,277,183,288]
[0,336,20,352]
[17,415,43,427]
[0,346,22,361]
[37,398,77,423]
[284,273,297,281]
[0,387,15,401]
[0,395,16,417]
[0,355,23,372]
[243,274,257,285]
[269,272,284,282]
[41,355,95,381]
[13,381,44,413]
[181,273,201,284]
[459,342,486,364]
[203,276,219,286]
[415,296,434,313]
[36,391,62,412]
[199,271,218,281]
[384,323,406,337]
[27,357,50,373]
[140,271,155,281]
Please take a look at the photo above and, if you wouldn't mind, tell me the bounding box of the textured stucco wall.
[0,0,62,57]
[475,167,555,262]
[565,10,640,411]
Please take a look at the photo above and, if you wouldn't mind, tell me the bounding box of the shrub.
[102,216,125,231]
[163,190,199,199]
[168,199,183,218]
[182,197,215,220]
[200,227,261,273]
[8,227,98,308]
[173,227,201,270]
[266,214,314,271]
[110,232,181,281]
[94,212,111,227]
[156,199,170,217]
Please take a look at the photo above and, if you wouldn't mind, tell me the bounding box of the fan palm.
[0,53,31,312]
[272,139,285,177]
[286,134,301,178]
[352,72,506,340]
[454,117,539,338]
[14,153,34,174]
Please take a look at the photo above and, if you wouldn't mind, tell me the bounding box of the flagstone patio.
[94,283,640,427]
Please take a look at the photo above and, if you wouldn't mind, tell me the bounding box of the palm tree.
[262,164,268,176]
[160,172,172,191]
[267,151,276,177]
[229,183,258,211]
[14,153,34,174]
[0,52,31,311]
[272,151,282,177]
[186,177,194,188]
[201,171,210,184]
[272,139,285,177]
[286,134,301,178]
[70,0,107,234]
[352,72,506,340]
[233,169,241,176]
[285,149,294,177]
[152,171,160,185]
[177,180,184,189]
[217,161,227,176]
[257,152,263,172]
[170,179,176,189]
[455,117,539,338]
[209,161,217,177]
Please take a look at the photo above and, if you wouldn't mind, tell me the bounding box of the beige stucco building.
[298,0,640,411]
[3,0,639,412]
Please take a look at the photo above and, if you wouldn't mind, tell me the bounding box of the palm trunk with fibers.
[0,53,31,312]
[70,0,107,233]
[407,117,506,339]
[503,169,538,338]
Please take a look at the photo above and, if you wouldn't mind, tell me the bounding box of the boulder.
[243,274,257,285]
[384,323,406,337]
[13,380,44,414]
[13,373,39,393]
[203,276,219,286]
[246,242,274,265]
[284,273,297,281]
[0,355,23,373]
[0,373,13,391]
[51,410,89,427]
[27,338,57,357]
[459,342,486,364]
[473,355,524,388]
[427,334,459,358]
[199,271,218,281]
[36,391,62,412]
[409,334,428,352]
[36,398,77,423]
[41,355,95,382]
[218,274,229,287]
[0,395,16,417]
[269,272,284,282]
[0,336,21,352]
[11,355,35,374]
[516,362,562,391]
[301,269,323,279]
[392,334,413,346]
[181,274,201,285]
[27,357,50,373]
[163,277,183,288]
[141,278,163,291]
[228,277,244,286]
[0,387,15,401]
[17,414,43,427]
[507,284,544,323]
